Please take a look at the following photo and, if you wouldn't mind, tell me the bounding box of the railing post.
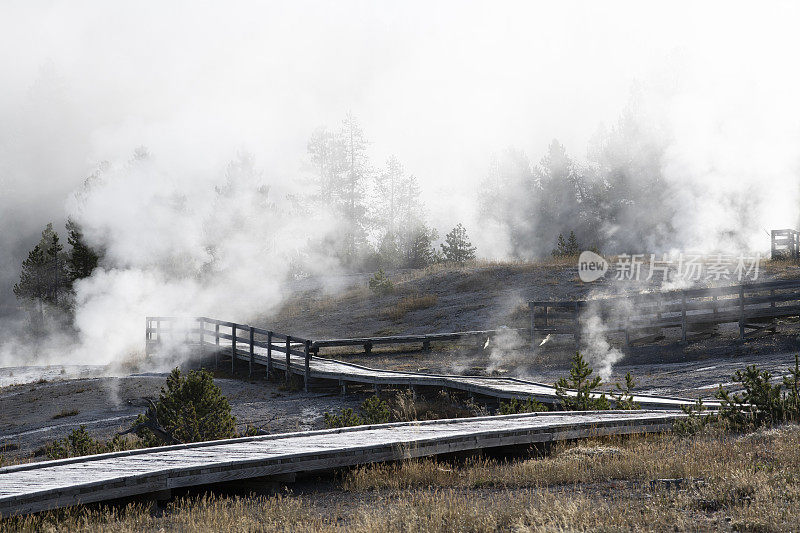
[156,319,162,348]
[145,318,150,357]
[529,302,536,351]
[249,326,255,378]
[214,323,220,369]
[285,336,291,384]
[771,230,776,260]
[198,318,204,350]
[267,331,273,378]
[304,340,311,392]
[231,324,237,375]
[794,230,799,260]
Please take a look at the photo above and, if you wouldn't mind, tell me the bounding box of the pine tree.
[337,112,371,264]
[404,225,438,268]
[14,223,70,326]
[377,231,401,268]
[13,242,48,328]
[440,223,476,263]
[566,231,580,255]
[552,233,567,257]
[306,126,343,202]
[135,368,237,446]
[66,218,99,284]
[376,155,404,234]
[554,352,610,410]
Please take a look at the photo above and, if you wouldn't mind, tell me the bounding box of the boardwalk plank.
[0,411,682,516]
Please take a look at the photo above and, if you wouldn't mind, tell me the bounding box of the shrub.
[674,355,800,434]
[324,395,390,428]
[673,399,713,436]
[324,408,364,428]
[325,391,481,428]
[612,372,640,410]
[368,269,394,295]
[52,409,79,419]
[785,353,800,416]
[498,398,548,415]
[554,353,610,410]
[45,426,133,459]
[715,354,800,430]
[134,367,237,446]
[360,395,391,424]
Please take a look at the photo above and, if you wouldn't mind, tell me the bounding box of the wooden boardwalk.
[145,316,720,409]
[0,410,684,516]
[210,335,716,410]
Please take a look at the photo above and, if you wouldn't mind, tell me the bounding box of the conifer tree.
[554,352,610,410]
[66,218,100,284]
[404,225,438,268]
[440,223,476,263]
[135,368,237,446]
[14,223,70,326]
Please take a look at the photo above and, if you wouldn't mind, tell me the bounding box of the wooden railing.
[310,328,526,355]
[144,318,521,391]
[771,229,800,260]
[530,278,800,350]
[146,317,313,391]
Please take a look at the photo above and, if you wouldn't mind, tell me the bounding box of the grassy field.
[4,423,798,532]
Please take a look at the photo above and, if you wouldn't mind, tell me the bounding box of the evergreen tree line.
[304,112,475,271]
[478,99,677,259]
[13,220,100,330]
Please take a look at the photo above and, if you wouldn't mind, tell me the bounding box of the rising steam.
[2,1,800,371]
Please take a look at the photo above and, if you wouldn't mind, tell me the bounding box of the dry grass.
[390,258,577,285]
[6,424,800,532]
[388,389,484,422]
[386,294,438,320]
[52,409,79,420]
[343,425,800,491]
[761,258,800,280]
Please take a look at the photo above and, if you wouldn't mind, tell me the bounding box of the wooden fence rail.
[530,278,800,351]
[146,317,312,390]
[146,319,529,392]
[310,328,527,355]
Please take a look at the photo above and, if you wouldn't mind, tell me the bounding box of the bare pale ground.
[3,425,799,532]
[0,371,361,463]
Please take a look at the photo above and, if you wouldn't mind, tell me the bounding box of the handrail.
[146,317,518,391]
[529,278,800,350]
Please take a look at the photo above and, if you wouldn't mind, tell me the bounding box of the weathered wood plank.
[0,410,683,516]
